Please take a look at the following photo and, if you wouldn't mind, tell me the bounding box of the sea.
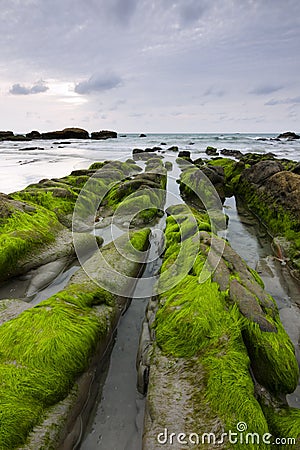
[0,132,299,194]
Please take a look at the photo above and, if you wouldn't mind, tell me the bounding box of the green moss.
[0,390,43,449]
[179,166,223,211]
[153,212,299,447]
[242,320,299,395]
[88,162,105,170]
[12,189,77,218]
[209,158,244,192]
[0,206,61,281]
[248,267,265,288]
[155,263,269,445]
[0,281,114,448]
[262,405,300,447]
[0,226,151,447]
[129,228,151,251]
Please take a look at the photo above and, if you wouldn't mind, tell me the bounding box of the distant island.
[0,127,118,141]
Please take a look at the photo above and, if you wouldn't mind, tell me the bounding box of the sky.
[0,0,300,134]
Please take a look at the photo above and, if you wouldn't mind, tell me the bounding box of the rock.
[220,148,243,158]
[0,229,150,450]
[144,147,156,153]
[164,161,173,171]
[41,128,89,140]
[0,299,30,325]
[205,145,219,155]
[178,150,191,159]
[229,279,277,332]
[0,193,36,219]
[193,157,203,166]
[277,131,300,140]
[200,165,225,203]
[264,171,300,222]
[25,257,70,296]
[26,130,41,139]
[167,146,178,152]
[0,131,14,140]
[6,134,30,141]
[241,160,284,186]
[90,130,117,140]
[292,162,300,175]
[19,147,44,151]
[139,133,147,137]
[132,149,161,161]
[240,152,276,166]
[160,142,167,145]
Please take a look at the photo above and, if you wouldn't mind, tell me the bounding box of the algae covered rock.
[98,158,167,227]
[0,193,63,282]
[0,229,150,449]
[237,161,300,275]
[143,206,299,449]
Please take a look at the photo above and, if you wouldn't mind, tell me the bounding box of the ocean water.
[0,133,299,193]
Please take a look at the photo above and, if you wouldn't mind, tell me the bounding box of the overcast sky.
[0,0,300,133]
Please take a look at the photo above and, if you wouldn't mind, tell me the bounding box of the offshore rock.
[90,130,117,140]
[0,130,14,140]
[277,131,300,140]
[41,128,89,140]
[26,130,41,139]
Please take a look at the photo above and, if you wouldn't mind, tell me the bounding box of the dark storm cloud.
[249,85,284,95]
[74,73,122,94]
[9,81,49,95]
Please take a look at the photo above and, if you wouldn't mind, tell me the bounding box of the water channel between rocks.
[0,158,300,448]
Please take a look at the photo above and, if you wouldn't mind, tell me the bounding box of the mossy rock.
[0,229,150,449]
[243,321,299,395]
[145,209,300,446]
[0,197,63,282]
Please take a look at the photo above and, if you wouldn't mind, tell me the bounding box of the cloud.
[74,73,122,95]
[249,84,283,95]
[265,96,300,106]
[203,86,225,97]
[178,0,209,26]
[9,81,49,95]
[107,0,138,25]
